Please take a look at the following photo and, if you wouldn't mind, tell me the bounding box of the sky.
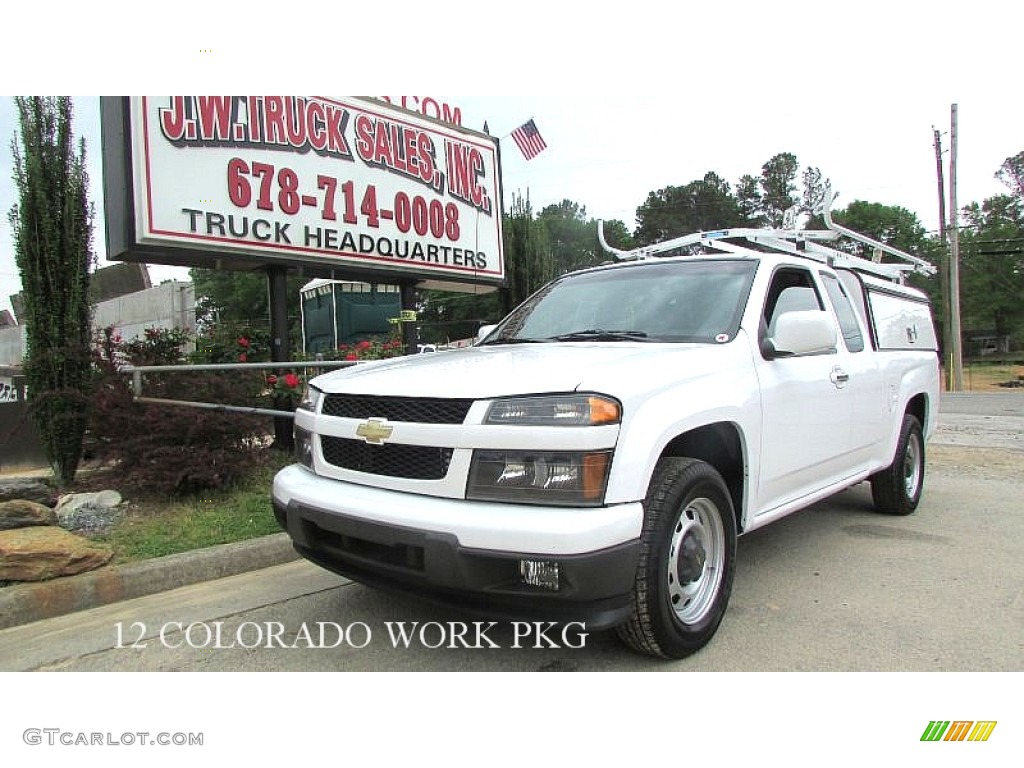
[1,3,1020,322]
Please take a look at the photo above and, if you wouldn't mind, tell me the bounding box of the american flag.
[511,119,547,160]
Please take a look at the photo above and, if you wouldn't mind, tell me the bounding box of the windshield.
[486,259,758,344]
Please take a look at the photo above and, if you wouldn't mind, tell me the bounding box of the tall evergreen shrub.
[8,97,94,486]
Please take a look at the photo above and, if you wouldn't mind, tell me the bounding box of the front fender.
[603,373,760,513]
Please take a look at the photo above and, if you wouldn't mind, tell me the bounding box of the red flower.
[266,374,278,386]
[238,353,248,363]
[238,337,250,348]
[358,340,372,350]
[283,373,300,389]
[345,352,358,361]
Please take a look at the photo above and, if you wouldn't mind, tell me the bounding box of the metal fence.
[124,360,360,418]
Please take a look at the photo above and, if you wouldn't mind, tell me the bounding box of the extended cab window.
[820,272,865,352]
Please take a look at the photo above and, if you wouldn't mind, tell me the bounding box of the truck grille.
[321,394,472,424]
[320,436,454,480]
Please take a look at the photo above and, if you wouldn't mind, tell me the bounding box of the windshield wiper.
[551,329,650,342]
[480,337,549,345]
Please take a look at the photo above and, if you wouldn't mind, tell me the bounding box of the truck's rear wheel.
[870,414,924,516]
[617,457,736,659]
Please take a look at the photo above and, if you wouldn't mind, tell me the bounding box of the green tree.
[537,199,594,274]
[801,166,830,217]
[536,199,632,274]
[598,218,633,252]
[500,193,555,315]
[959,194,1024,342]
[995,151,1024,199]
[190,267,306,357]
[8,97,95,486]
[759,152,800,226]
[736,173,763,226]
[634,172,744,246]
[738,153,829,228]
[190,267,305,328]
[831,200,932,255]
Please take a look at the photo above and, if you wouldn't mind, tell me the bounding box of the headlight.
[294,425,315,470]
[467,450,612,506]
[485,394,621,426]
[297,385,323,413]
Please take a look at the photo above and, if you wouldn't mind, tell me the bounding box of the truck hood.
[310,339,749,401]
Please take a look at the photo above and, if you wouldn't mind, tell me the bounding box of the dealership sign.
[101,97,504,285]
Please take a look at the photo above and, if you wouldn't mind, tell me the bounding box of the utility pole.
[933,127,951,391]
[948,104,965,391]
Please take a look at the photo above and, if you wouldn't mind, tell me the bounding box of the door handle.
[830,366,850,387]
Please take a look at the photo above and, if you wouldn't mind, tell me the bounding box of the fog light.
[519,559,561,591]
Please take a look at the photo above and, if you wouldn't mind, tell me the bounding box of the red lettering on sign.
[197,96,233,141]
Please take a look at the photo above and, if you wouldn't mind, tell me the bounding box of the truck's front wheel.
[616,457,737,659]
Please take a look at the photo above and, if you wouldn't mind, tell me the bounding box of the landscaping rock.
[0,478,53,506]
[0,527,113,582]
[0,500,58,530]
[56,490,123,535]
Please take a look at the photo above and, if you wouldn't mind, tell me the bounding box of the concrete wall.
[92,280,196,341]
[0,281,197,366]
[0,326,26,367]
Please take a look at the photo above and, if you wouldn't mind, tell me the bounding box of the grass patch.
[92,452,292,564]
[961,363,1023,391]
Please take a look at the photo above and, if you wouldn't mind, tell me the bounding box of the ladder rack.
[598,187,936,283]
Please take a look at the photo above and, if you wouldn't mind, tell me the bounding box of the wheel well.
[906,393,927,428]
[661,422,745,530]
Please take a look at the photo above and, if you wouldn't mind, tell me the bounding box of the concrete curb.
[0,533,298,630]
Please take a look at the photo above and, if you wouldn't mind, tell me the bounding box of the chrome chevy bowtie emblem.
[355,418,393,445]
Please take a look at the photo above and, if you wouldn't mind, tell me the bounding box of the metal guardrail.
[123,359,360,419]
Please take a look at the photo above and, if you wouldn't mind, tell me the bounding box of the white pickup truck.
[272,210,940,659]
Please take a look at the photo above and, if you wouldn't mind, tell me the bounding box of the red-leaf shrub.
[90,326,270,495]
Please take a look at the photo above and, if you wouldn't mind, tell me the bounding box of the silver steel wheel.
[871,413,925,516]
[617,458,737,658]
[903,430,923,499]
[666,497,726,625]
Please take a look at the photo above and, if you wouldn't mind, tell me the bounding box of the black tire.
[616,457,737,659]
[870,414,925,516]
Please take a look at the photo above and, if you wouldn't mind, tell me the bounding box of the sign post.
[267,264,292,448]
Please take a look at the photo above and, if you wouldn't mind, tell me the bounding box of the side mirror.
[475,324,497,344]
[768,311,836,357]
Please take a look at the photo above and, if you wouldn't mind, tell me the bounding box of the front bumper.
[272,464,643,630]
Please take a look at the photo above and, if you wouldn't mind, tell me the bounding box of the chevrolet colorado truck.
[272,211,939,659]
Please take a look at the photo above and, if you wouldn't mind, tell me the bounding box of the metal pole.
[933,127,951,391]
[948,104,964,392]
[400,281,417,354]
[268,265,294,449]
